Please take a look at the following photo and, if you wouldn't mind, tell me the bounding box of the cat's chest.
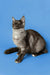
[13,31,22,39]
[12,29,26,47]
[13,31,24,44]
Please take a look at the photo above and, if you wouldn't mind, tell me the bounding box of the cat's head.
[12,16,25,29]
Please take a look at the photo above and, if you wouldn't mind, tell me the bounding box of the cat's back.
[26,29,42,38]
[26,29,45,43]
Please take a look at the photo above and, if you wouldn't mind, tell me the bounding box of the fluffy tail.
[4,47,19,54]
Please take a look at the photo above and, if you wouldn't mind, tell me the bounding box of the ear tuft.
[21,16,25,23]
[12,17,15,22]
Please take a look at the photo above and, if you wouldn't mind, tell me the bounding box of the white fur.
[13,28,26,39]
[15,60,18,63]
[13,28,26,51]
[32,54,36,57]
[13,28,26,41]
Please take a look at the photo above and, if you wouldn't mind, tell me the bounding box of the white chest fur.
[12,28,26,48]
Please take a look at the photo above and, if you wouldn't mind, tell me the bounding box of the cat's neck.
[13,28,25,33]
[13,28,26,37]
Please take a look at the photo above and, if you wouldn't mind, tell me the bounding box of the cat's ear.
[12,17,15,22]
[21,16,25,23]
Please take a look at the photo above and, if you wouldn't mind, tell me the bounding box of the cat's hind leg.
[4,47,20,54]
[32,48,48,57]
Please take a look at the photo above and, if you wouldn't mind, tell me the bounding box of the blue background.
[0,0,50,75]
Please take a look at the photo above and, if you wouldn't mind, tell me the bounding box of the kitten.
[4,16,48,63]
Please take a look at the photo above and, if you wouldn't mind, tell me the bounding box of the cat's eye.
[15,22,17,24]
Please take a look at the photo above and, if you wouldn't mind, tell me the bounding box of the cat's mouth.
[13,25,24,29]
[13,26,19,29]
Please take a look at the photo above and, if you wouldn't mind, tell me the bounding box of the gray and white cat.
[4,16,48,63]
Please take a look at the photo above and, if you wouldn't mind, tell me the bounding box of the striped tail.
[4,47,19,54]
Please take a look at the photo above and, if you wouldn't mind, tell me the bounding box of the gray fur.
[13,28,26,51]
[29,35,34,48]
[4,16,48,63]
[12,16,47,63]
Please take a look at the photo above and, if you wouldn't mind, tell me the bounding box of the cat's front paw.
[15,59,21,63]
